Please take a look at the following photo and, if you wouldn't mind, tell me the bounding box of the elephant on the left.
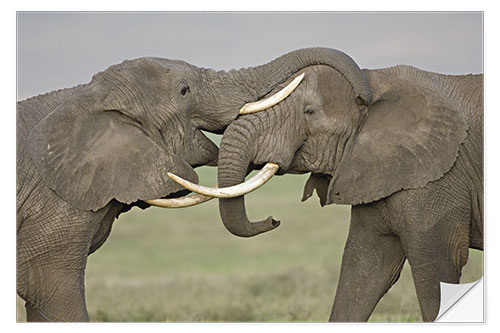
[16,58,223,322]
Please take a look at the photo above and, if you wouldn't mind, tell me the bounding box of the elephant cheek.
[285,151,311,174]
[202,146,219,167]
[191,141,219,167]
[181,129,220,167]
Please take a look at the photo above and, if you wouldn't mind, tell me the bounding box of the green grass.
[16,166,483,322]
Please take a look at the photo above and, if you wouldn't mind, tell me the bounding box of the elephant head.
[27,48,372,214]
[169,55,468,237]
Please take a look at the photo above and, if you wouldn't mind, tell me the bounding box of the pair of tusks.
[144,162,280,208]
[145,73,305,208]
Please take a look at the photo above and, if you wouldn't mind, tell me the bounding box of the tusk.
[239,73,305,115]
[145,194,213,208]
[167,163,280,198]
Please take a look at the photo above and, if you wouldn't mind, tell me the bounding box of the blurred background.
[16,12,483,322]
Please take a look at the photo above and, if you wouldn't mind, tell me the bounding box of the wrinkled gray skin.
[17,48,370,321]
[217,60,483,322]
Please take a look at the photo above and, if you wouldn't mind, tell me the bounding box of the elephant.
[170,50,483,322]
[17,48,371,321]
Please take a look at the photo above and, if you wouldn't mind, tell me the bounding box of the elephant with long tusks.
[171,51,483,322]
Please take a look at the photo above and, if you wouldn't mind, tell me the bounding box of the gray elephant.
[17,48,368,321]
[171,50,483,322]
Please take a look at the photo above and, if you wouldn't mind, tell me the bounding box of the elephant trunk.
[217,119,280,237]
[199,47,372,131]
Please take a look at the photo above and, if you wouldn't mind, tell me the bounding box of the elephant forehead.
[265,65,319,93]
[314,70,359,121]
[97,57,193,87]
[317,67,356,100]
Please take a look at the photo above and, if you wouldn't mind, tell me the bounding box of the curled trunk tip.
[218,207,281,237]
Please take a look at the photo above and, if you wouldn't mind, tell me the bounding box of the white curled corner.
[435,278,483,322]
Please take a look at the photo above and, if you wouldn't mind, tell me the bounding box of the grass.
[16,166,483,322]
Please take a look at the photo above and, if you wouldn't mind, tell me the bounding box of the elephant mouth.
[164,189,191,198]
[143,158,215,209]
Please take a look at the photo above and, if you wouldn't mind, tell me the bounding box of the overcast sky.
[17,12,483,100]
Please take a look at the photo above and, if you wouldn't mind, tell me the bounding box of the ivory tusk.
[145,194,213,208]
[239,73,305,115]
[167,163,280,198]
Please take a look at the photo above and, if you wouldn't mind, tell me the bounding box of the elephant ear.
[326,71,468,205]
[28,82,198,211]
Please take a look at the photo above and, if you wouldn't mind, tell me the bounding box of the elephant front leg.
[402,214,471,321]
[330,205,406,322]
[23,268,89,322]
[17,198,105,322]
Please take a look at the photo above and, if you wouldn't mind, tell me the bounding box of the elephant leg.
[330,205,406,322]
[17,194,107,322]
[402,215,470,321]
[393,182,472,322]
[25,303,50,322]
[24,268,88,322]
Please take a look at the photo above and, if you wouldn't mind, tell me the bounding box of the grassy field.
[16,166,483,322]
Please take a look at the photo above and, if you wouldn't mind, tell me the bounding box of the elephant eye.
[180,84,189,97]
[304,107,316,116]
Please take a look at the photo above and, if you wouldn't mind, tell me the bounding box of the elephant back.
[17,85,83,138]
[372,66,483,118]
